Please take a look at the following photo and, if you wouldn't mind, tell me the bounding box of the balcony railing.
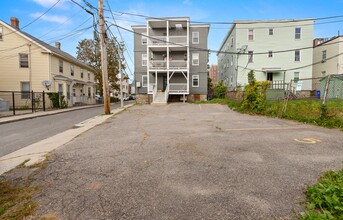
[149,60,187,69]
[148,36,187,46]
[169,83,188,93]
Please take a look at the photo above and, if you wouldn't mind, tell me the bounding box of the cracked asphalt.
[30,103,343,219]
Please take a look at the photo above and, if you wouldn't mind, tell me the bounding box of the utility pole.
[119,46,124,108]
[98,0,110,114]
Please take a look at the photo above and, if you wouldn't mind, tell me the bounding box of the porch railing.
[269,80,285,89]
[169,83,188,93]
[148,35,187,46]
[149,60,187,69]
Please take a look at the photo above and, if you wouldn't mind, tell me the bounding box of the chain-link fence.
[0,91,51,117]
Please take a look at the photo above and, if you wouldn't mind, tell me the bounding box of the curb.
[0,103,135,175]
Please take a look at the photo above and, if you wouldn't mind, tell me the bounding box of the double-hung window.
[295,50,300,61]
[70,65,74,76]
[19,53,29,68]
[192,32,199,44]
[59,60,63,73]
[81,69,84,78]
[294,72,300,82]
[248,29,254,41]
[142,75,147,87]
[248,51,254,63]
[269,28,273,36]
[0,26,3,40]
[322,50,327,61]
[268,51,273,58]
[295,27,301,39]
[141,32,147,45]
[192,53,199,66]
[142,53,147,66]
[21,82,30,99]
[192,75,199,87]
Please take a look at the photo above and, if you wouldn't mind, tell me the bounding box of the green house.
[320,74,343,99]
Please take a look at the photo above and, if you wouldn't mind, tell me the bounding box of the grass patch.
[0,180,38,219]
[16,159,30,169]
[300,169,343,220]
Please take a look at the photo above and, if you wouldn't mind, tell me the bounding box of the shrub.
[241,70,269,113]
[214,81,227,99]
[47,92,67,109]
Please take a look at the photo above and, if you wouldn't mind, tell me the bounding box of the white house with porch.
[132,17,209,104]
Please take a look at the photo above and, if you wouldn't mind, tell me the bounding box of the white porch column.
[155,71,157,89]
[187,18,190,93]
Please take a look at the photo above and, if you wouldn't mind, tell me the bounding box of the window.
[88,87,91,97]
[295,50,300,61]
[21,82,30,99]
[88,72,90,80]
[267,72,273,81]
[294,72,300,82]
[141,32,147,45]
[268,51,273,58]
[192,75,199,87]
[321,71,326,76]
[269,28,273,35]
[58,84,63,94]
[142,75,147,87]
[248,51,253,63]
[0,26,3,40]
[19,53,29,68]
[81,69,84,78]
[72,88,76,97]
[192,32,199,44]
[295,27,301,39]
[67,84,70,99]
[248,29,254,41]
[192,53,199,66]
[231,38,233,47]
[322,50,327,61]
[70,65,74,76]
[231,55,233,66]
[59,60,63,73]
[142,53,147,66]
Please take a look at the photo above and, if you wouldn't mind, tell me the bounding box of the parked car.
[123,96,130,101]
[129,94,136,100]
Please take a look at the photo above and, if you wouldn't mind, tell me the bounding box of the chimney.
[55,42,61,50]
[10,17,19,29]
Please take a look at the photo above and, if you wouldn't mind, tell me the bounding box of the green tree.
[76,38,125,95]
[214,80,227,99]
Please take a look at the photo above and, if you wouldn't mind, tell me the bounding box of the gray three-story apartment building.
[132,17,209,103]
[218,19,314,91]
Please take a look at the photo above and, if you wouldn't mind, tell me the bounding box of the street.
[0,101,134,157]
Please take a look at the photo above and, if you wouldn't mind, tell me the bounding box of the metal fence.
[0,91,50,117]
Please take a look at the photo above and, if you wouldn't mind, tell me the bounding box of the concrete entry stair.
[153,91,167,104]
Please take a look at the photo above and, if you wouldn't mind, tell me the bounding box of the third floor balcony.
[148,35,188,47]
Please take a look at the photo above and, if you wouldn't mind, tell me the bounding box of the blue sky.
[1,0,343,80]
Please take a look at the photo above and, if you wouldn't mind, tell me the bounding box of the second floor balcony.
[149,60,187,70]
[148,36,187,47]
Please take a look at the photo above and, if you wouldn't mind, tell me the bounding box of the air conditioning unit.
[136,82,141,87]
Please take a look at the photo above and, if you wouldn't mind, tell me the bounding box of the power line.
[3,0,62,37]
[105,0,135,72]
[107,21,343,56]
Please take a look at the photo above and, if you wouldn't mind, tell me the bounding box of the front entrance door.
[163,76,167,92]
[267,72,273,81]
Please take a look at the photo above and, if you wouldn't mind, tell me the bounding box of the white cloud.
[30,13,69,23]
[31,0,69,9]
[183,0,192,6]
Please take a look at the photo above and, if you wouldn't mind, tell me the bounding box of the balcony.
[169,83,188,93]
[149,60,187,70]
[148,36,187,46]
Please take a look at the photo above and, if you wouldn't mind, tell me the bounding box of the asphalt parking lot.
[29,103,343,219]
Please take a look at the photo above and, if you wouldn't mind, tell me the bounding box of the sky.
[1,0,343,81]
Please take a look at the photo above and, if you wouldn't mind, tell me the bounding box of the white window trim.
[59,60,63,73]
[192,53,199,66]
[142,75,147,87]
[142,53,147,66]
[295,27,301,39]
[269,28,273,36]
[192,32,199,44]
[141,32,147,45]
[19,53,29,68]
[294,72,300,82]
[192,75,199,87]
[248,29,254,41]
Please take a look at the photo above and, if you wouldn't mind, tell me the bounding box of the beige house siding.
[0,19,96,107]
[313,37,341,78]
[0,24,49,92]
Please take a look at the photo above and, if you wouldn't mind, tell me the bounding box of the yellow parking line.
[225,126,304,131]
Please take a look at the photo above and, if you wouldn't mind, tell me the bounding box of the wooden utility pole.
[119,46,124,108]
[98,0,110,114]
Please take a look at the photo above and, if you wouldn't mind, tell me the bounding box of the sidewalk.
[0,104,104,125]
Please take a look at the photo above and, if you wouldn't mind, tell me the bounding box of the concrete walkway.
[0,103,134,175]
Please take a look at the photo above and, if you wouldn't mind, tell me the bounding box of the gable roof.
[0,19,94,72]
